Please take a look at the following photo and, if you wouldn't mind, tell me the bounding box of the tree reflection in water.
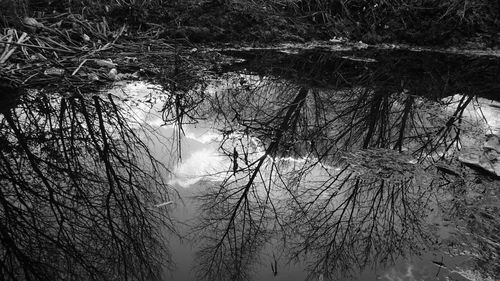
[191,50,498,281]
[0,90,176,281]
[1,48,497,281]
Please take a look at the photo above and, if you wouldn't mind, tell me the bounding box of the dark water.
[1,46,499,281]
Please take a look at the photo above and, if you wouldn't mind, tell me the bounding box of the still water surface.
[1,46,499,281]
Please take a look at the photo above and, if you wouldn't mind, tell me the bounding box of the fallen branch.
[0,32,30,64]
[72,59,88,76]
[0,30,14,60]
[111,24,127,44]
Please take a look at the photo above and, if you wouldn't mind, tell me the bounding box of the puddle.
[1,46,499,281]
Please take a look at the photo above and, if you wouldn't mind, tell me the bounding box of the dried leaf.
[23,17,44,28]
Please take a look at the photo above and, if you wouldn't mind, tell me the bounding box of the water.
[1,46,499,281]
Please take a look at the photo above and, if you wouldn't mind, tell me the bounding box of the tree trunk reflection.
[0,91,176,281]
[190,56,491,280]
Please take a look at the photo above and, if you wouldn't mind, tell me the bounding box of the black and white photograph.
[1,0,499,280]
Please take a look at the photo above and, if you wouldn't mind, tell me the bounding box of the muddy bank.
[2,0,499,47]
[159,0,500,47]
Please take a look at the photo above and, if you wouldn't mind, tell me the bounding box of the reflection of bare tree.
[0,91,176,281]
[158,52,210,160]
[212,74,479,161]
[194,183,272,281]
[191,61,487,280]
[221,49,496,161]
[194,84,309,281]
[411,94,475,161]
[282,149,435,279]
